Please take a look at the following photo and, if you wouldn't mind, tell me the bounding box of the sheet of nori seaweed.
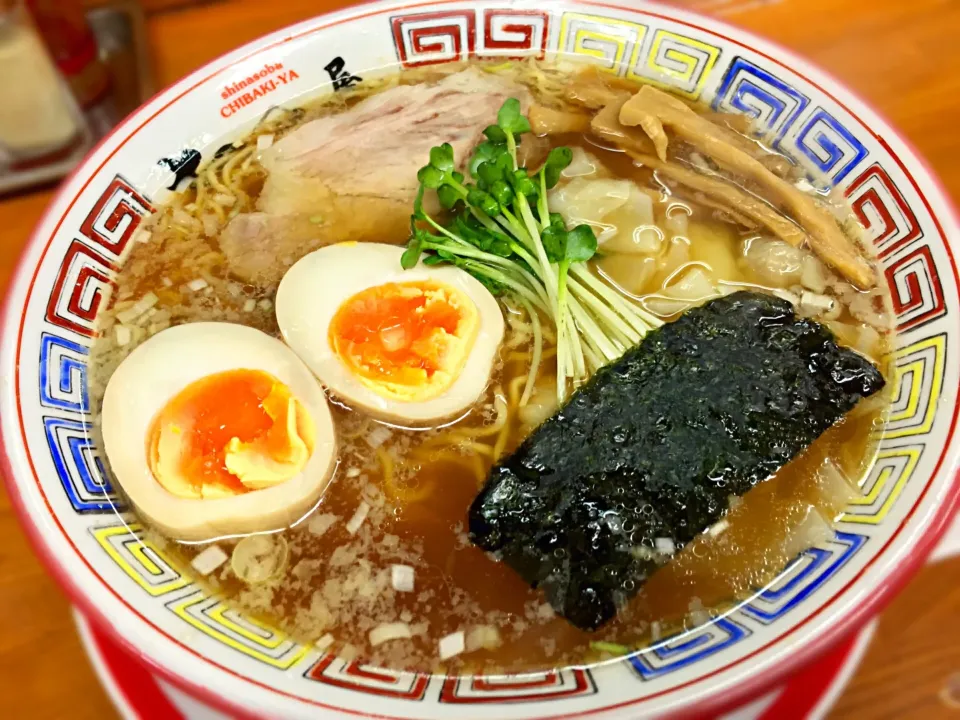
[468,291,885,631]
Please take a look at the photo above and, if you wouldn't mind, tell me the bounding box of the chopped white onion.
[191,544,228,576]
[391,564,415,592]
[369,622,412,646]
[783,507,834,559]
[707,519,730,538]
[315,633,335,652]
[536,603,555,620]
[630,544,657,561]
[114,325,132,347]
[230,534,287,584]
[689,609,711,627]
[654,537,676,556]
[133,228,152,244]
[307,513,338,537]
[439,631,465,660]
[257,134,274,150]
[800,255,828,293]
[186,278,208,292]
[257,298,273,312]
[816,459,860,509]
[346,467,361,478]
[171,207,200,230]
[243,299,257,312]
[798,290,835,317]
[365,425,392,450]
[465,625,502,652]
[161,277,173,287]
[201,214,218,237]
[115,292,158,324]
[345,501,370,535]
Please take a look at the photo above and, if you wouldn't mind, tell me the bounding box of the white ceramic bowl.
[2,2,959,717]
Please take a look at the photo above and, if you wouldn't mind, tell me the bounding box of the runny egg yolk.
[147,369,315,500]
[328,280,480,402]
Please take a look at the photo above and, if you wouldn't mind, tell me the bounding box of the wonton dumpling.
[549,177,663,255]
[561,147,608,179]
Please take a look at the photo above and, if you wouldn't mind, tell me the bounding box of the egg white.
[275,243,505,426]
[100,322,337,542]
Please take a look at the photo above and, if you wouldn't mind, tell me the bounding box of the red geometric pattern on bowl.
[77,176,152,259]
[439,669,595,704]
[392,8,549,68]
[846,162,922,259]
[305,655,430,701]
[885,244,946,332]
[44,240,116,338]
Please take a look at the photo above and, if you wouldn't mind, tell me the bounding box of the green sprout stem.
[537,170,550,228]
[505,131,519,171]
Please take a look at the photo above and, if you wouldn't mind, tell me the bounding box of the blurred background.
[0,0,958,717]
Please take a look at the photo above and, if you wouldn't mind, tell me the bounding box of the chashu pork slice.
[220,70,530,286]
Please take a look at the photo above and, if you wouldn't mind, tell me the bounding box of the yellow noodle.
[508,374,527,408]
[223,145,255,186]
[206,192,227,224]
[471,453,487,487]
[420,439,494,458]
[445,392,508,440]
[221,146,256,208]
[506,350,532,363]
[205,155,233,196]
[194,173,209,215]
[493,409,513,461]
[507,347,556,364]
[240,150,259,172]
[378,446,433,503]
[196,250,224,265]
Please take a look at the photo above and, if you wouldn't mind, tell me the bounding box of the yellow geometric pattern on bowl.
[167,591,309,670]
[558,12,648,74]
[884,334,945,440]
[92,522,190,597]
[629,29,720,99]
[841,445,922,524]
[557,13,719,99]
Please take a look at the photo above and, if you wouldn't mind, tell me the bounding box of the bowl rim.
[2,0,959,718]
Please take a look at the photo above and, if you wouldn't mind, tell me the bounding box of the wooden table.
[1,0,958,717]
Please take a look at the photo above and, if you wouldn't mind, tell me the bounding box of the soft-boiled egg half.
[275,243,504,425]
[101,322,336,541]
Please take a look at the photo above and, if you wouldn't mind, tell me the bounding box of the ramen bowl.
[1,1,958,717]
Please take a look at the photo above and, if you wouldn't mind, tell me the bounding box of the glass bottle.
[0,0,83,163]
